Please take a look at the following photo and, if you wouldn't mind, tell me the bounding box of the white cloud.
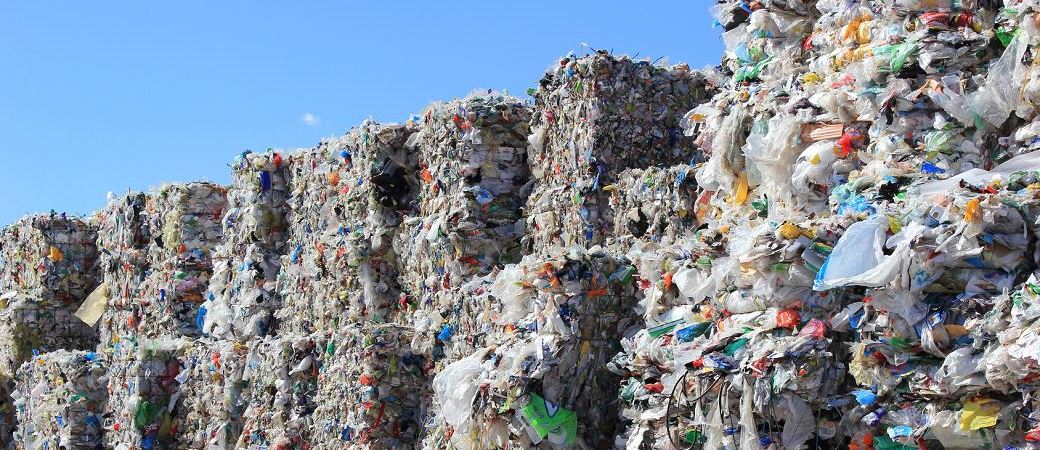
[301,112,320,126]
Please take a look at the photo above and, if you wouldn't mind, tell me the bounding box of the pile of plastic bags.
[603,0,1040,448]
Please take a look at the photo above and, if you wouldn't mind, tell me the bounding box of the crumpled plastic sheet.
[11,350,108,450]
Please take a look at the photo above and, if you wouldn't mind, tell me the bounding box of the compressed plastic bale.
[527,53,714,184]
[407,93,531,224]
[202,151,295,340]
[103,337,193,450]
[0,213,100,304]
[274,122,416,334]
[605,164,700,246]
[96,183,228,348]
[522,182,614,251]
[172,339,248,450]
[388,95,536,427]
[100,336,247,450]
[309,326,430,450]
[0,293,99,382]
[235,334,324,450]
[267,121,434,449]
[421,248,642,449]
[393,94,532,301]
[524,54,714,250]
[94,192,153,348]
[11,350,108,450]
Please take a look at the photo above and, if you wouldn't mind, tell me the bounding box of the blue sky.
[0,2,723,225]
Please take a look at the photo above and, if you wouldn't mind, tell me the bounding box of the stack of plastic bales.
[11,350,108,450]
[423,247,641,449]
[0,214,100,447]
[260,120,427,449]
[18,5,1040,445]
[94,183,230,449]
[374,94,531,448]
[393,93,532,326]
[201,151,294,340]
[0,215,100,373]
[524,53,714,250]
[604,0,1040,448]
